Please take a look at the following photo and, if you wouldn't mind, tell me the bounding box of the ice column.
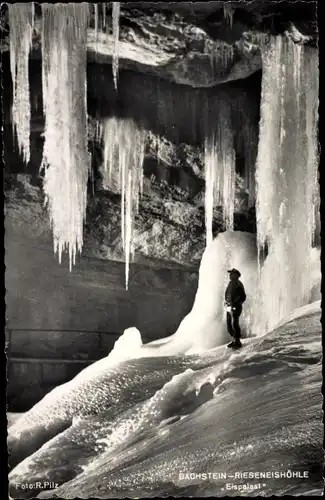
[255,36,319,332]
[204,99,236,245]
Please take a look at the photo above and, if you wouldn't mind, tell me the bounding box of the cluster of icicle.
[209,43,234,77]
[255,35,319,333]
[231,92,258,209]
[8,3,34,164]
[40,4,89,270]
[203,98,236,245]
[100,117,147,289]
[223,5,235,28]
[93,2,121,89]
[9,2,122,274]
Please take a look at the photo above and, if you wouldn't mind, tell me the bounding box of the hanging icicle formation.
[94,3,99,54]
[255,35,319,333]
[112,2,121,90]
[210,43,234,78]
[8,3,34,164]
[41,4,89,270]
[204,130,217,247]
[100,117,147,289]
[223,5,235,29]
[304,45,320,244]
[204,98,236,245]
[243,113,258,208]
[232,92,259,208]
[102,3,106,29]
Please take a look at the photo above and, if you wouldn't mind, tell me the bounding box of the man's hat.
[228,268,241,277]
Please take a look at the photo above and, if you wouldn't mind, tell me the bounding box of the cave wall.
[5,194,197,339]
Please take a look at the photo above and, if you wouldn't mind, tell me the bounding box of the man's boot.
[227,340,235,348]
[233,338,242,348]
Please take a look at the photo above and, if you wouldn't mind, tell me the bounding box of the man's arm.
[232,282,246,305]
[225,283,232,306]
[239,282,246,303]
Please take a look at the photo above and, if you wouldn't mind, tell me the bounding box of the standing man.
[225,268,246,348]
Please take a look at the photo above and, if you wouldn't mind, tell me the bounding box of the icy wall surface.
[255,37,319,333]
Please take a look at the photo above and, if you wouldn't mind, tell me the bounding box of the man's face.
[229,272,238,282]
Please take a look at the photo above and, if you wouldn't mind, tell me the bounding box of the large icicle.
[255,36,319,333]
[204,98,236,244]
[94,3,99,53]
[8,3,34,164]
[100,117,147,289]
[219,101,236,230]
[112,2,121,90]
[204,133,217,246]
[41,4,89,270]
[102,3,106,29]
[236,96,258,209]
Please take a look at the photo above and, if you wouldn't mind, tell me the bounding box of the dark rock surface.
[1,1,317,88]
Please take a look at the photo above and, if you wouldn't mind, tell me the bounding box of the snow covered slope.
[8,302,323,498]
